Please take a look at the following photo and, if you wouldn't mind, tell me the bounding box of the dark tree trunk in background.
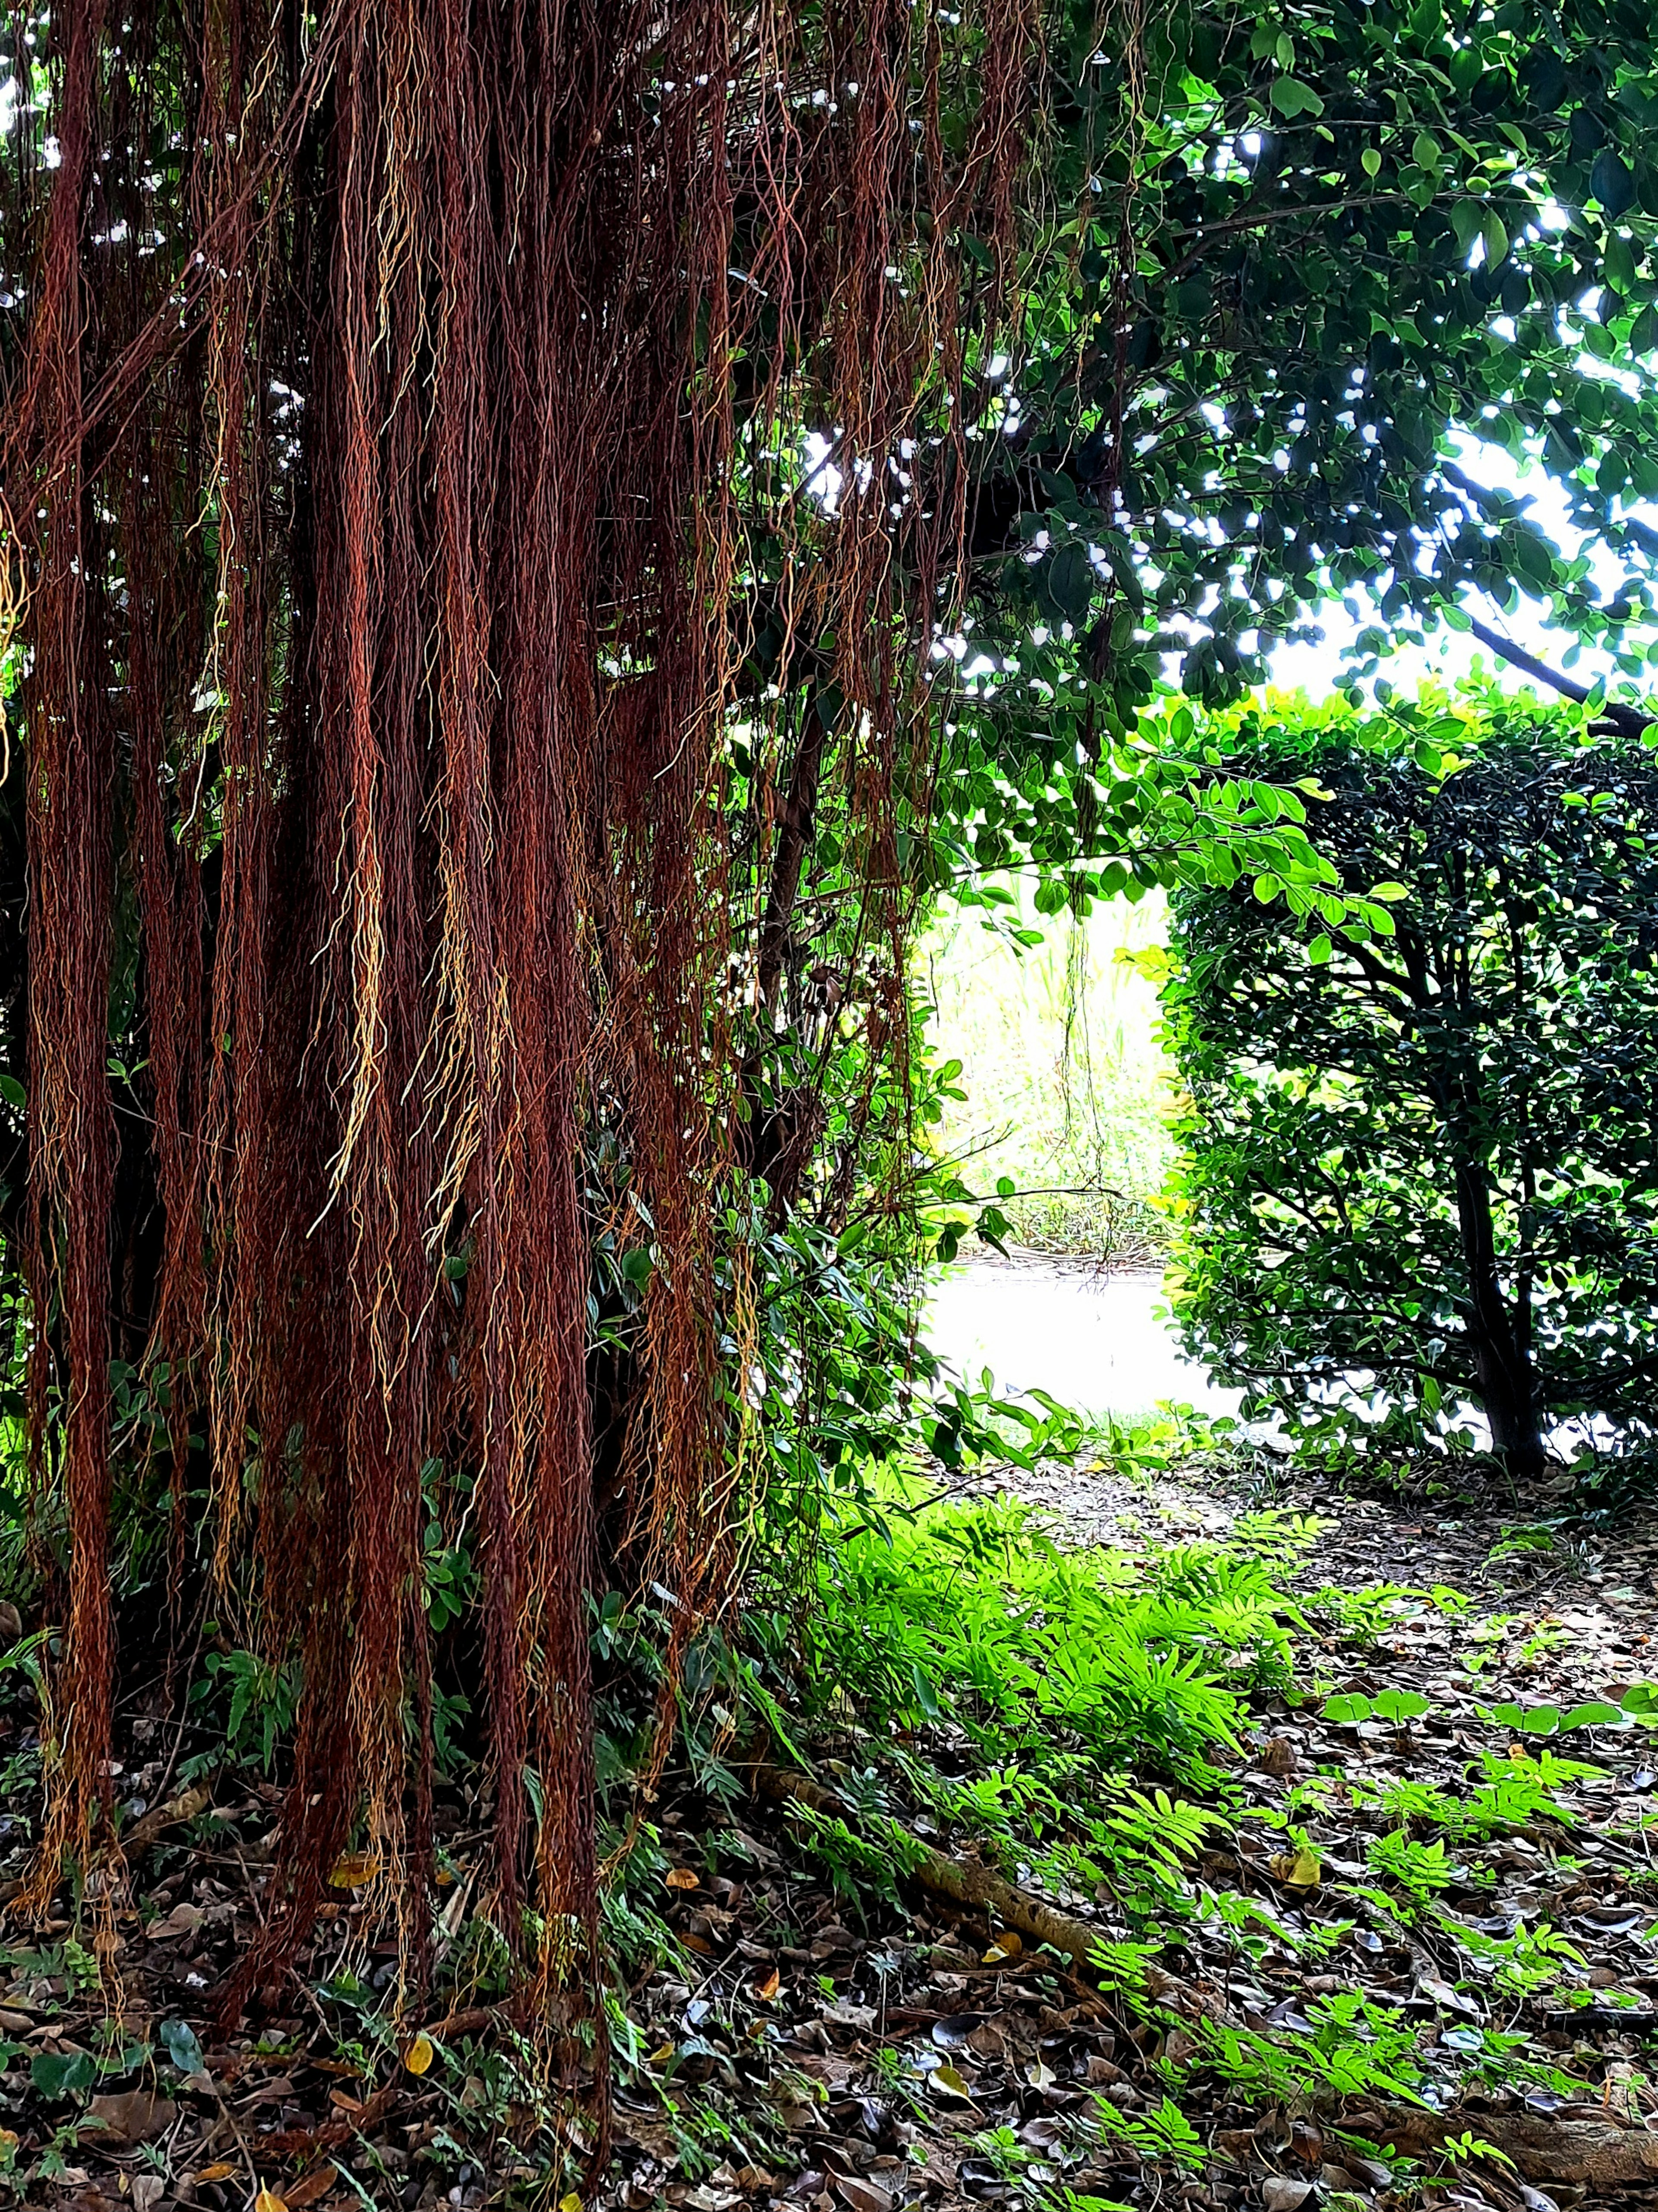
[1454,1161,1546,1478]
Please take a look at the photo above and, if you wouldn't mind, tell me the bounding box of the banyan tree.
[0,0,1036,2040]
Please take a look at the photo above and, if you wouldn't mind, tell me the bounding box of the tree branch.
[1459,610,1652,738]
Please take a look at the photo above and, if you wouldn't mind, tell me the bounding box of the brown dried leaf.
[83,2091,177,2145]
[833,2179,892,2212]
[284,2168,340,2211]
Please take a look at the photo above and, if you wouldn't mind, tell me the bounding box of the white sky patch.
[1265,430,1658,703]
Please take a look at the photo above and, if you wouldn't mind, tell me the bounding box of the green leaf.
[1361,146,1382,180]
[160,2018,206,2076]
[1559,1701,1624,1730]
[32,2050,95,2099]
[1592,149,1636,219]
[1370,1688,1431,1723]
[1308,933,1333,965]
[1323,1693,1372,1724]
[1603,232,1637,295]
[0,1071,23,1111]
[1481,209,1509,269]
[1269,78,1324,120]
[1043,540,1095,626]
[1518,1703,1561,1735]
[1368,881,1410,901]
[1451,199,1485,256]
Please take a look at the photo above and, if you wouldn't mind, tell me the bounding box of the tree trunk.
[1453,1158,1545,1477]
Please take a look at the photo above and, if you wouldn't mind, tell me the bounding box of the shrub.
[1162,695,1658,1477]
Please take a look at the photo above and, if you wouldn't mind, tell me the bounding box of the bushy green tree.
[1162,694,1658,1476]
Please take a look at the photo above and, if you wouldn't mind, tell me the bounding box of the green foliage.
[1162,692,1658,1475]
[798,1484,1310,1787]
[186,1648,301,1778]
[969,0,1658,726]
[921,890,1176,1258]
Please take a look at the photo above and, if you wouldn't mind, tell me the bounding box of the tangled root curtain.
[0,0,1034,2039]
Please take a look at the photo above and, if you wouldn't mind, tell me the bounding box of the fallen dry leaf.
[1269,1845,1322,1888]
[327,1851,378,1889]
[834,2180,892,2212]
[253,2191,289,2212]
[1261,2182,1313,2212]
[283,2169,339,2211]
[82,2089,177,2144]
[193,2163,238,2184]
[928,2062,977,2103]
[403,2031,435,2076]
[664,1867,699,1890]
[753,1966,780,2001]
[149,1901,204,1939]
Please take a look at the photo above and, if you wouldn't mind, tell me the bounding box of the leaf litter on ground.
[6,1445,1658,2209]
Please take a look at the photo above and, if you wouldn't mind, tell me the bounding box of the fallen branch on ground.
[746,1757,1226,2021]
[748,1756,1658,2190]
[1349,2102,1658,2189]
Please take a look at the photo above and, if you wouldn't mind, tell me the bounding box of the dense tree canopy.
[1162,694,1658,1477]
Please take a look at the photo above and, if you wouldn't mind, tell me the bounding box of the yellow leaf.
[254,2191,289,2212]
[664,1867,699,1890]
[754,1966,781,2002]
[929,2063,976,2102]
[982,1930,1022,1963]
[647,2042,675,2068]
[328,1851,379,1889]
[193,2167,237,2185]
[560,2195,583,2212]
[1269,1845,1321,1888]
[404,2032,435,2076]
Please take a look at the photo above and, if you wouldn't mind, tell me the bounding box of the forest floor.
[6,1451,1658,2212]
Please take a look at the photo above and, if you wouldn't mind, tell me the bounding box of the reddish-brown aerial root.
[0,0,1037,2090]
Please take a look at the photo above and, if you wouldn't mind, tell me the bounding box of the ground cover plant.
[1161,691,1658,1480]
[9,1423,1658,2208]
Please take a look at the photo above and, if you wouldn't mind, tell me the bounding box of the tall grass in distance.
[919,890,1180,1263]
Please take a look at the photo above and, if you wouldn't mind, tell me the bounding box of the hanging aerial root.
[0,4,1042,2104]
